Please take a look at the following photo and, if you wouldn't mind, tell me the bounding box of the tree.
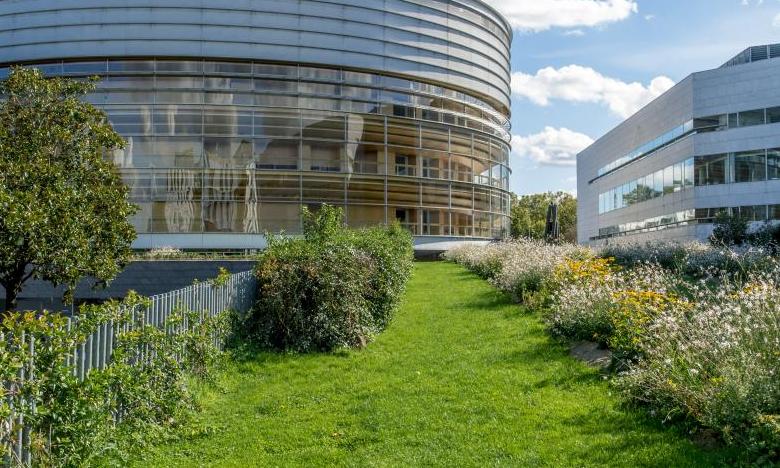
[0,67,137,314]
[510,192,577,243]
[710,211,749,247]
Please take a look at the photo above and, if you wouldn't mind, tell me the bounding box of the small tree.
[0,67,136,314]
[710,211,749,247]
[510,192,577,243]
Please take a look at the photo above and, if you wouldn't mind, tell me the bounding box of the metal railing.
[2,270,257,466]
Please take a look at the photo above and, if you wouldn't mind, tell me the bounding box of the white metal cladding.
[0,0,513,113]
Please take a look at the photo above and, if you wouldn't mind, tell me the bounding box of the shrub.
[599,241,776,279]
[446,239,780,461]
[620,271,780,461]
[244,205,413,352]
[445,240,590,302]
[0,293,229,466]
[545,257,619,344]
[710,211,749,247]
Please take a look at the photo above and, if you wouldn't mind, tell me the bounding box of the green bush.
[1,293,230,466]
[243,205,413,352]
[710,211,749,247]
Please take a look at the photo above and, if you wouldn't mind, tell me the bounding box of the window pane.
[768,149,780,180]
[421,124,449,151]
[253,63,298,78]
[739,110,766,127]
[347,179,385,205]
[347,205,386,228]
[157,61,203,73]
[649,171,659,196]
[695,154,728,185]
[350,144,385,175]
[255,139,299,170]
[663,166,674,194]
[204,138,254,168]
[302,141,344,172]
[673,163,683,192]
[204,61,251,75]
[302,112,345,140]
[767,107,780,124]
[734,150,766,182]
[684,158,695,187]
[108,60,155,73]
[421,151,449,179]
[389,147,418,177]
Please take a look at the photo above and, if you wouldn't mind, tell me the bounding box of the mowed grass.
[134,262,733,467]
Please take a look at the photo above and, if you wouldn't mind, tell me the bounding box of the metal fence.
[2,270,257,466]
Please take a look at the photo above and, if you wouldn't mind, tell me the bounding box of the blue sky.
[484,0,780,196]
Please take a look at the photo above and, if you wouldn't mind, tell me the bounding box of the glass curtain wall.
[24,58,512,239]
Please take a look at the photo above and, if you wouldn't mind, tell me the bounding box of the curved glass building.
[0,0,512,250]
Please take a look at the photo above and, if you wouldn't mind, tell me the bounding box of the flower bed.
[446,240,780,462]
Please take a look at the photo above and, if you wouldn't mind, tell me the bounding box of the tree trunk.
[1,265,28,317]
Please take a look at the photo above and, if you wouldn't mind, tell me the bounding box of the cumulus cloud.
[484,0,638,32]
[513,127,594,167]
[511,65,676,118]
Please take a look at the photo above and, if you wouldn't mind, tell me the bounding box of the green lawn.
[134,262,733,467]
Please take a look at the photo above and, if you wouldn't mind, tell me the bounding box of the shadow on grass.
[225,342,353,369]
[558,409,738,466]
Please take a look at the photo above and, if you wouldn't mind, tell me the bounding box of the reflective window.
[255,78,297,93]
[767,107,780,124]
[391,148,418,177]
[205,77,252,91]
[768,149,780,180]
[421,152,449,179]
[738,110,766,127]
[108,60,155,73]
[9,58,512,238]
[204,61,251,75]
[351,144,386,175]
[663,166,674,194]
[63,61,107,74]
[684,158,694,187]
[303,141,344,172]
[255,139,299,170]
[695,154,729,186]
[733,150,766,182]
[157,61,203,73]
[253,63,297,78]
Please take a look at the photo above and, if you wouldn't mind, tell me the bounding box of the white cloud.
[511,65,676,118]
[512,127,594,167]
[484,0,638,32]
[563,29,586,36]
[773,13,780,27]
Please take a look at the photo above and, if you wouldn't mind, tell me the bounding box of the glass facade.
[598,159,694,214]
[12,58,512,240]
[595,204,780,241]
[596,120,695,176]
[600,147,780,215]
[593,103,780,180]
[695,148,780,186]
[596,210,696,239]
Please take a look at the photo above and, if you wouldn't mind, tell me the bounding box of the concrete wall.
[577,76,695,244]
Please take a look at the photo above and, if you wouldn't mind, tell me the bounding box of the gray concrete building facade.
[578,44,780,245]
[0,0,513,250]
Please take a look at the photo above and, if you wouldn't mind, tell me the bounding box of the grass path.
[135,262,730,467]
